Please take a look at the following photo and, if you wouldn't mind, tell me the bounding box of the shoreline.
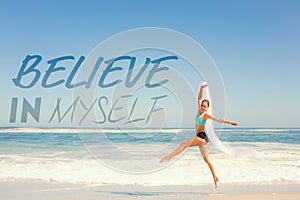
[1,179,299,200]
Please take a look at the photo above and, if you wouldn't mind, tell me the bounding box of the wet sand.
[1,179,299,200]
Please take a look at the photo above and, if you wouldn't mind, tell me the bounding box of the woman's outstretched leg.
[160,137,206,163]
[159,139,192,162]
[199,145,219,188]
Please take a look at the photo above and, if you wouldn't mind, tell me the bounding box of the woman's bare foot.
[159,157,170,163]
[214,177,219,189]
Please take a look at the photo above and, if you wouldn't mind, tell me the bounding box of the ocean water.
[0,127,299,186]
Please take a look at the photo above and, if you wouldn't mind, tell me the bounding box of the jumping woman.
[160,83,239,188]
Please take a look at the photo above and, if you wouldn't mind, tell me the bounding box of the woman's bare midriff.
[196,124,205,134]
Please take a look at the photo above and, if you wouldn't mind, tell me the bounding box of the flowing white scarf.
[202,84,239,156]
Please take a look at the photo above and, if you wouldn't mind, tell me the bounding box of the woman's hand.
[230,122,239,126]
[201,82,208,88]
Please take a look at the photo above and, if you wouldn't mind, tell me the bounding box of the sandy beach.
[1,179,299,200]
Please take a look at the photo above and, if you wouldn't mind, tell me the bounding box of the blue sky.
[0,0,299,128]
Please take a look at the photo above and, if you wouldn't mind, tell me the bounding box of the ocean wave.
[0,128,183,134]
[1,144,299,186]
[1,127,299,134]
[218,128,300,133]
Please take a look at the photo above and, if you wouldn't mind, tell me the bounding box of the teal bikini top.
[195,112,206,126]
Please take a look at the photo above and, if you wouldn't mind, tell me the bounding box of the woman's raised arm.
[198,83,207,110]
